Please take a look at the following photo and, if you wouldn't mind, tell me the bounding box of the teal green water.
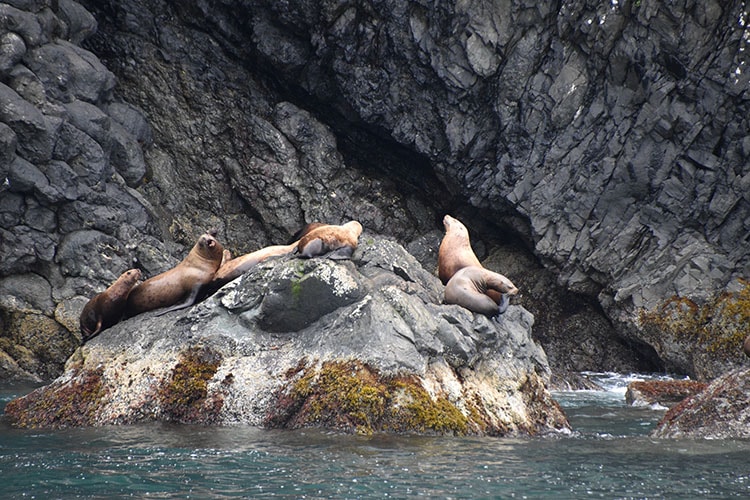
[1,374,749,499]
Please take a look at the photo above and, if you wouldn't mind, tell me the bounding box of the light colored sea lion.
[444,266,519,317]
[79,268,142,341]
[296,220,363,259]
[125,232,225,317]
[438,214,482,285]
[205,241,300,296]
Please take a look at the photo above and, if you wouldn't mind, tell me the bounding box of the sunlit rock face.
[1,0,748,383]
[4,237,570,437]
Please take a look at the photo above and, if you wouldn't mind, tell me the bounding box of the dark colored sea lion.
[79,268,142,341]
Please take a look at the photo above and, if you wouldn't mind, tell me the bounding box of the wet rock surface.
[625,379,707,408]
[652,368,750,439]
[4,238,570,436]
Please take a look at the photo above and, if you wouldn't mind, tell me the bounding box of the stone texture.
[4,238,570,436]
[652,368,750,439]
[625,379,707,408]
[1,0,748,385]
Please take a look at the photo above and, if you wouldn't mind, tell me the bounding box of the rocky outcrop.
[1,0,748,385]
[4,237,570,436]
[625,379,707,408]
[651,368,750,439]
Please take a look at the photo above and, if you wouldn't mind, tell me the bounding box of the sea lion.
[79,268,142,341]
[438,214,482,285]
[438,214,513,305]
[444,266,519,317]
[125,232,225,317]
[743,335,750,358]
[202,241,300,297]
[296,220,363,259]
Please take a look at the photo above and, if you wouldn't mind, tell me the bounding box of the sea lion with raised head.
[444,266,519,317]
[438,214,519,312]
[79,268,142,341]
[125,232,225,317]
[296,220,363,259]
[438,214,482,285]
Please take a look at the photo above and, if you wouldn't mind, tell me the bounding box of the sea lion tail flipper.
[82,321,103,342]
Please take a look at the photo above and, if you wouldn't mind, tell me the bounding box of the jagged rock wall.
[1,0,748,382]
[79,0,750,377]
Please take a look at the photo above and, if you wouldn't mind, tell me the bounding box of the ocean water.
[1,373,748,499]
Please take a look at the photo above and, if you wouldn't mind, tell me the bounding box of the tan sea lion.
[438,214,482,285]
[79,268,142,341]
[203,241,300,297]
[296,220,363,259]
[444,266,519,317]
[125,232,225,317]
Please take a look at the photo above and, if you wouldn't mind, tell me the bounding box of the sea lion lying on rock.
[296,220,363,259]
[125,231,225,317]
[79,268,142,341]
[203,241,300,297]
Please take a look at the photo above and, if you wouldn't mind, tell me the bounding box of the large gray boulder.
[5,237,569,436]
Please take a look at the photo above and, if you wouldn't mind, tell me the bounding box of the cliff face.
[1,0,748,383]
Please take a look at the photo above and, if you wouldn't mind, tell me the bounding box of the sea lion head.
[344,220,363,237]
[120,268,142,285]
[443,214,468,238]
[195,232,225,261]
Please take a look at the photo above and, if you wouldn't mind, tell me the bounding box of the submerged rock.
[625,380,707,408]
[4,237,569,436]
[651,368,750,439]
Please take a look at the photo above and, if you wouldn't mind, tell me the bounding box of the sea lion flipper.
[154,286,201,316]
[300,238,324,258]
[326,246,354,260]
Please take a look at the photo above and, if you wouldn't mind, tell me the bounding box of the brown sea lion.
[79,268,142,341]
[743,335,750,358]
[125,232,225,317]
[438,214,482,285]
[296,220,363,259]
[444,266,519,317]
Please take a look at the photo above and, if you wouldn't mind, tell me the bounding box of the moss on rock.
[640,279,750,356]
[4,367,106,428]
[267,360,472,436]
[157,346,223,424]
